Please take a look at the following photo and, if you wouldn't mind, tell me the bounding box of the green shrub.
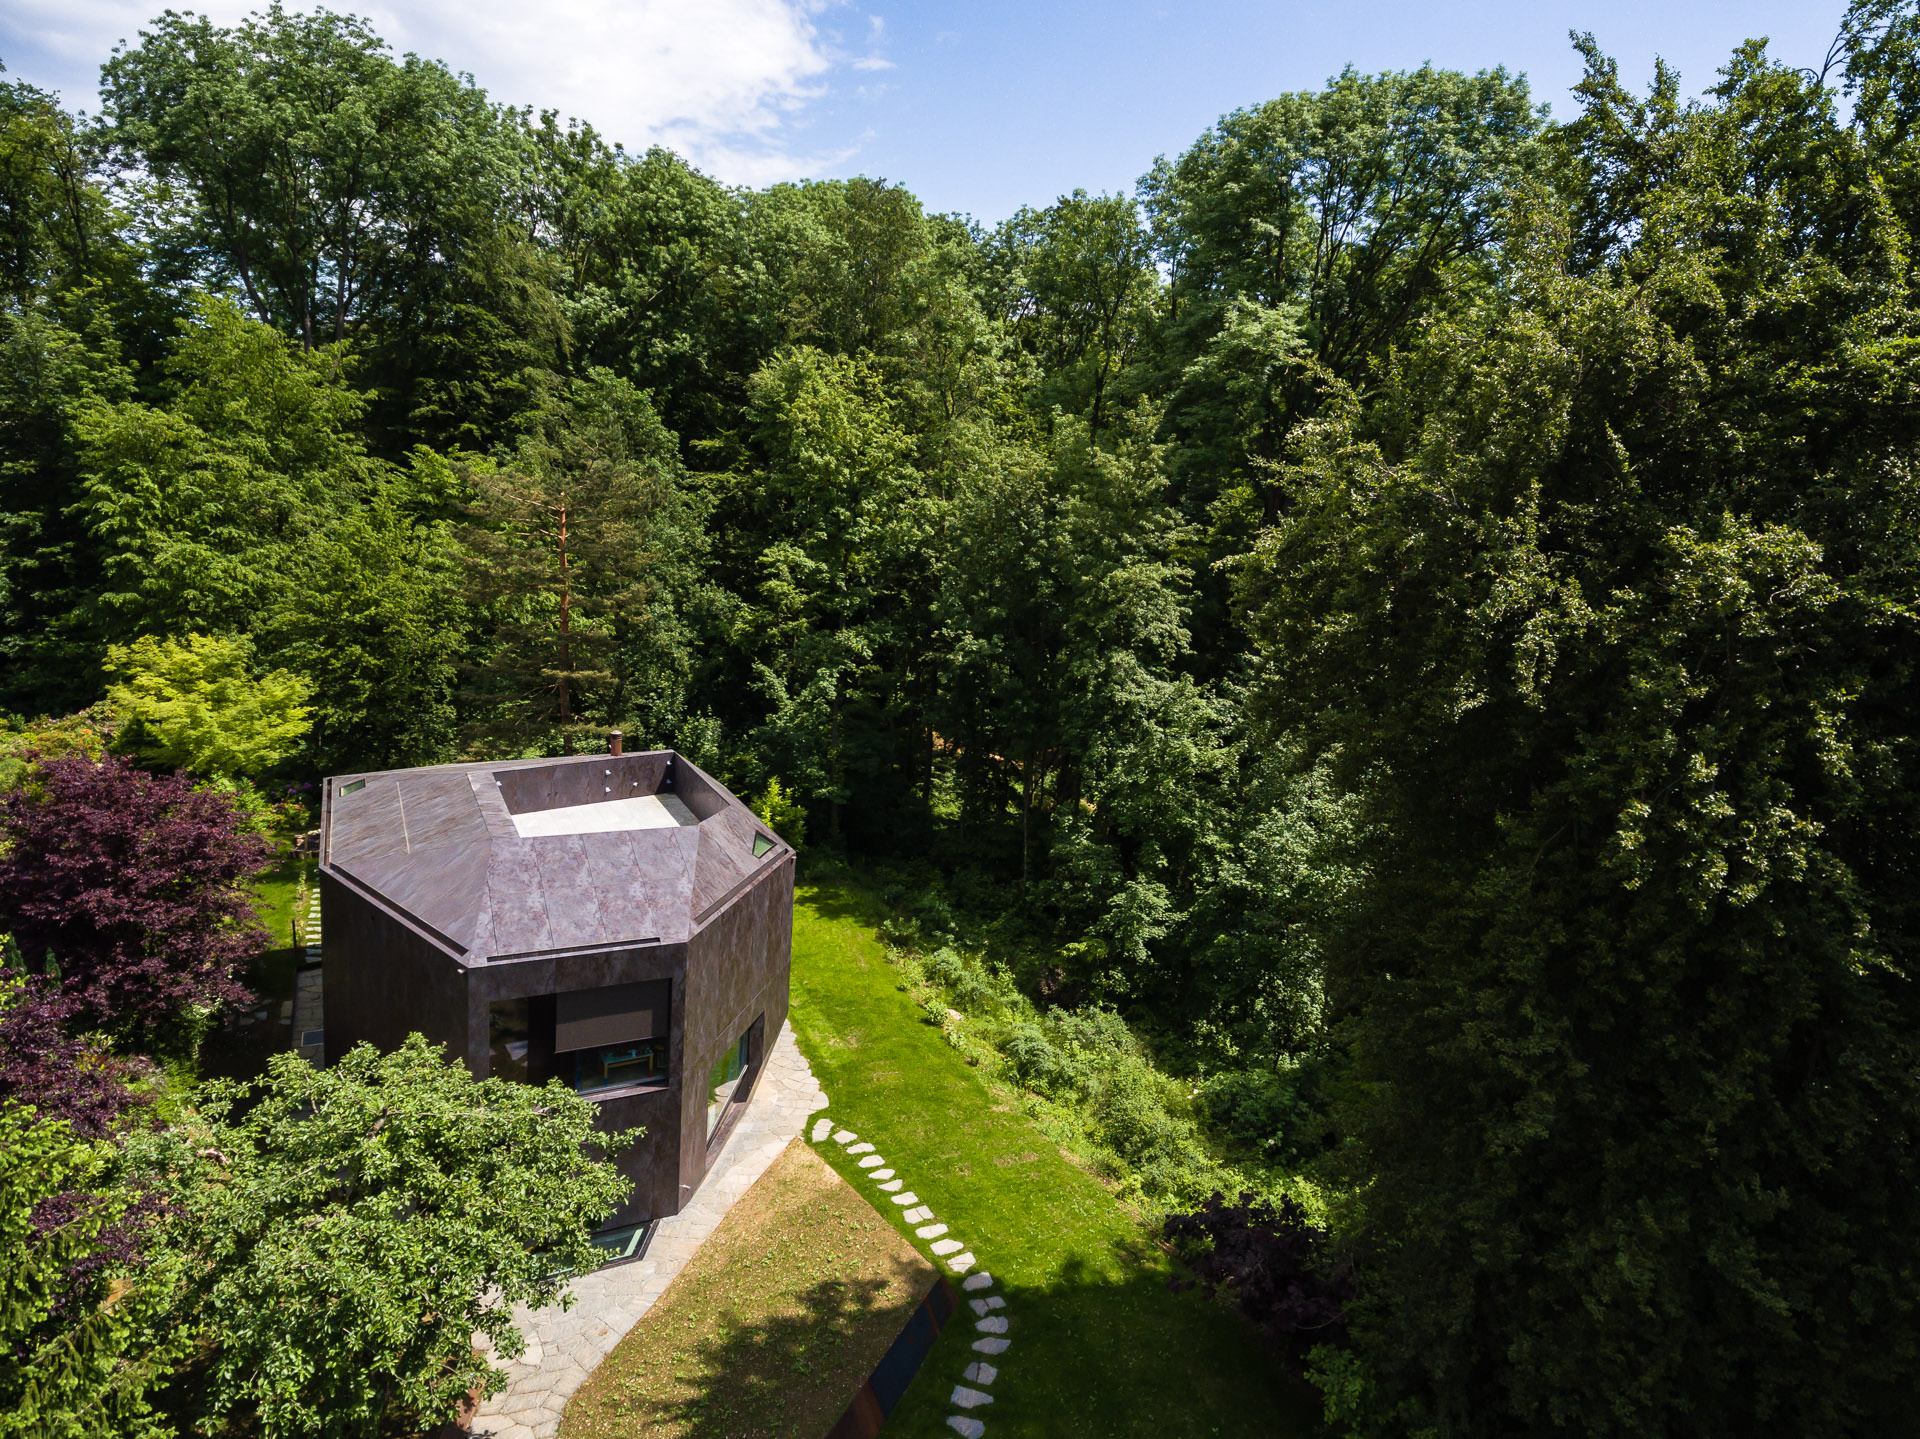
[1046,1004,1140,1062]
[1092,1063,1213,1201]
[999,1022,1076,1096]
[1199,1070,1299,1155]
[750,776,807,852]
[924,947,966,987]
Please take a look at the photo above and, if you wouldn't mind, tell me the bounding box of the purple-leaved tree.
[0,970,154,1134]
[0,756,268,1051]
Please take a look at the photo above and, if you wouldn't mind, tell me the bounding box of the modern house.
[317,745,795,1226]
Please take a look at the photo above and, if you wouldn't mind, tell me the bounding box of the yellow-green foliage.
[104,634,313,778]
[751,775,808,851]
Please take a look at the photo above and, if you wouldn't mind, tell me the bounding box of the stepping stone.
[964,1362,998,1385]
[916,1223,949,1239]
[891,1192,919,1206]
[904,1206,934,1224]
[870,1168,896,1180]
[931,1238,965,1256]
[811,1118,833,1141]
[846,1142,875,1154]
[946,1419,985,1439]
[972,1337,1010,1355]
[857,1154,885,1168]
[961,1272,994,1292]
[877,1180,902,1192]
[948,1252,977,1273]
[975,1316,1008,1335]
[833,1130,856,1144]
[951,1385,994,1409]
[970,1296,1005,1315]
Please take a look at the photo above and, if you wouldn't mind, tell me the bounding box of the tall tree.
[100,5,560,450]
[460,370,704,754]
[1243,34,1920,1433]
[1141,64,1541,514]
[993,191,1160,434]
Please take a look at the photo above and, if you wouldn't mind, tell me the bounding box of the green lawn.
[200,850,313,1082]
[787,879,1322,1439]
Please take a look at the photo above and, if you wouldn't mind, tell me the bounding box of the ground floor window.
[489,997,531,1083]
[571,1035,668,1094]
[490,980,671,1097]
[706,1023,758,1139]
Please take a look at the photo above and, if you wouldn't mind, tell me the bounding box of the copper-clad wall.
[467,940,691,1223]
[321,872,470,1065]
[318,750,794,1226]
[676,853,796,1206]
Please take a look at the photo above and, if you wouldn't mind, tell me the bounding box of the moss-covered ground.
[788,878,1322,1439]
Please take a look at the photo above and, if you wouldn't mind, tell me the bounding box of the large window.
[706,1017,762,1140]
[489,998,531,1083]
[557,980,670,1097]
[492,981,670,1097]
[570,1035,667,1094]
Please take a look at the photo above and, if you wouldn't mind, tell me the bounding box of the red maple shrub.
[0,756,268,1050]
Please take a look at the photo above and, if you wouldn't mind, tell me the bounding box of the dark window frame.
[704,1013,766,1157]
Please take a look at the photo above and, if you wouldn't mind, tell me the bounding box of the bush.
[923,947,966,987]
[750,776,807,852]
[999,1022,1075,1096]
[1199,1069,1300,1156]
[0,756,269,1049]
[1164,1190,1354,1359]
[1046,1004,1140,1062]
[104,633,314,779]
[1092,1062,1210,1187]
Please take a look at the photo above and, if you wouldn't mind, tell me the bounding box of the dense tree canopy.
[3,3,1918,1433]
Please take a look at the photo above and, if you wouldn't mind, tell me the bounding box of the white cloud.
[1,0,862,184]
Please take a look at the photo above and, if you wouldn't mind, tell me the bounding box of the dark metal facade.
[318,750,793,1224]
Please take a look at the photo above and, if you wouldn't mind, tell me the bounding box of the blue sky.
[2,0,1852,223]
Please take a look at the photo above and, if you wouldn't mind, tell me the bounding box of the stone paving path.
[293,888,324,1065]
[472,1021,829,1439]
[810,1116,1008,1438]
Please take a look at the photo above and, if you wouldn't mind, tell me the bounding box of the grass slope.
[788,879,1321,1439]
[564,1141,936,1438]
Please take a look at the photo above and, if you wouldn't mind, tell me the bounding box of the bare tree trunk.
[557,499,574,754]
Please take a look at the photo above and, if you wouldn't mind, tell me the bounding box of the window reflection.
[489,998,531,1083]
[707,1029,752,1138]
[572,1036,668,1094]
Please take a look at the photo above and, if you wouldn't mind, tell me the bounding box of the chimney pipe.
[608,729,623,757]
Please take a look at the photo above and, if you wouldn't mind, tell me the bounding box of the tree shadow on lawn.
[623,1274,907,1438]
[886,1254,1328,1439]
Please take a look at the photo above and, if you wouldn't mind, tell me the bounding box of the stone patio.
[471,1019,829,1439]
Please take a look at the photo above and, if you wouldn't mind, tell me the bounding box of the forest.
[5,1,1920,1435]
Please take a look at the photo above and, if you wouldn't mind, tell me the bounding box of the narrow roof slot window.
[340,779,366,795]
